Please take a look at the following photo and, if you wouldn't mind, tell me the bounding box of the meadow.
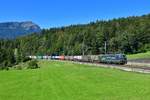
[127,51,150,60]
[0,61,150,100]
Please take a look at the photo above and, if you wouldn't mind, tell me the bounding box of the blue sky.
[0,0,150,28]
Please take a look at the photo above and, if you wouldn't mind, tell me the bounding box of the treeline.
[0,39,15,69]
[0,39,31,69]
[0,14,150,68]
[16,14,150,55]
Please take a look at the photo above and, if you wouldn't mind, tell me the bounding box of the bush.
[22,57,32,62]
[5,67,9,71]
[0,61,10,71]
[15,65,22,70]
[0,66,9,71]
[27,60,39,69]
[0,66,5,70]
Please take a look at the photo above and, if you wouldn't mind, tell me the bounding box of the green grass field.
[0,61,150,100]
[127,51,150,60]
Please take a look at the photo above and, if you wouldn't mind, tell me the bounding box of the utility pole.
[104,41,107,54]
[82,32,85,56]
[104,32,108,54]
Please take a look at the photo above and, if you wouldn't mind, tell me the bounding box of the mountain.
[0,21,41,39]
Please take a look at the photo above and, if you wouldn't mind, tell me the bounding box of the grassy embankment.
[127,51,150,60]
[0,61,150,100]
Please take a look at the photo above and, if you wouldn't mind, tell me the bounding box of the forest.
[0,14,150,68]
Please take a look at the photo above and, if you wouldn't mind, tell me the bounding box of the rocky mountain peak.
[0,21,41,39]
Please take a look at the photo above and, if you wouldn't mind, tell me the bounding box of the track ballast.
[55,60,150,74]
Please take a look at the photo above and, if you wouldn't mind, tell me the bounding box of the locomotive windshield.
[116,54,127,59]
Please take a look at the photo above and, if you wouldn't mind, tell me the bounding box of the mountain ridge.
[0,21,41,39]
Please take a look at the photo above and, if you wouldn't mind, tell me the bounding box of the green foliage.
[13,14,150,55]
[22,57,32,62]
[0,66,6,70]
[0,62,9,70]
[27,60,39,69]
[0,40,32,70]
[14,65,23,70]
[0,43,16,70]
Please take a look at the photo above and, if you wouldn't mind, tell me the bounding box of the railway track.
[55,60,150,74]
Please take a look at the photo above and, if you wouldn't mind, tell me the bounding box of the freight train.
[29,54,127,65]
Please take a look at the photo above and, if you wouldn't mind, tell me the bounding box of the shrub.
[0,66,9,71]
[15,65,22,70]
[22,57,32,62]
[5,67,9,71]
[27,60,39,69]
[0,61,10,71]
[0,66,5,70]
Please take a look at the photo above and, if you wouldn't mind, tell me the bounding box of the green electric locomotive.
[98,54,127,65]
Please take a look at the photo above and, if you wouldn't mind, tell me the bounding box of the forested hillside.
[0,14,150,68]
[16,14,150,55]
